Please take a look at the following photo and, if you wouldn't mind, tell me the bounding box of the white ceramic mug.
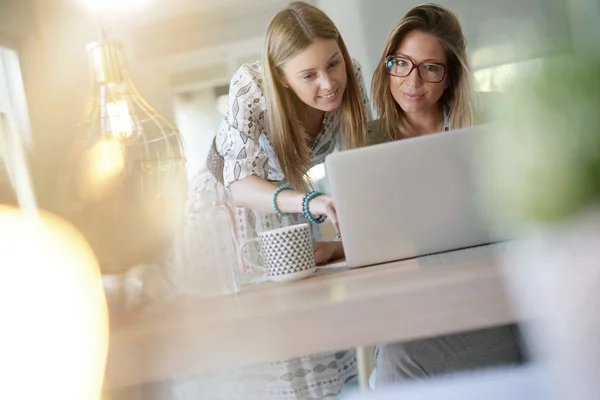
[239,223,316,283]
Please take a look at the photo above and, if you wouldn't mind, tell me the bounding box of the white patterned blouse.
[187,59,371,400]
[215,59,371,188]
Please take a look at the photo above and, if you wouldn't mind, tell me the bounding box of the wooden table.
[105,245,518,390]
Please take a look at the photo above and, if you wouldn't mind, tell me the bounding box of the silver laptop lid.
[325,124,503,268]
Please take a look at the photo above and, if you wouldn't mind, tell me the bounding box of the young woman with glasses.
[369,4,476,143]
[367,3,523,388]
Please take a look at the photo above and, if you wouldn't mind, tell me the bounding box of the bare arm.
[230,176,340,233]
[221,66,339,231]
[230,176,305,214]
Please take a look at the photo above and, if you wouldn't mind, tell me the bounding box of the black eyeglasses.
[385,55,446,83]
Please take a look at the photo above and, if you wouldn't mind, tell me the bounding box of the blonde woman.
[187,1,371,398]
[367,4,522,387]
[200,1,369,268]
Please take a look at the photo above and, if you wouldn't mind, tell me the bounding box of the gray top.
[367,91,503,146]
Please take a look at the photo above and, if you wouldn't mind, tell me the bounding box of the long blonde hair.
[262,1,367,190]
[372,3,474,140]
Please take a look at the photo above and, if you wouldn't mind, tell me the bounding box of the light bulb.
[106,99,134,138]
[76,136,126,201]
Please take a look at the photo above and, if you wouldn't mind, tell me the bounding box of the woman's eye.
[423,64,440,71]
[328,60,341,69]
[302,74,315,80]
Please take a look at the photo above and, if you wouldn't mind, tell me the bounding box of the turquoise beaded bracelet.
[302,191,327,224]
[272,184,293,216]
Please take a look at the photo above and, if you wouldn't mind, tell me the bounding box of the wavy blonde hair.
[262,1,367,190]
[372,3,474,140]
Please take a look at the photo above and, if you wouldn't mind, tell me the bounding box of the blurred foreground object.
[179,172,242,296]
[503,214,600,400]
[0,206,109,400]
[484,56,600,400]
[0,114,109,399]
[343,365,547,399]
[485,55,600,227]
[61,34,187,274]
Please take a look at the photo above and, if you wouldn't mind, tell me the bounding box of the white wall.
[318,0,573,90]
[174,90,223,180]
[0,0,35,43]
[567,0,600,53]
[316,0,373,90]
[360,0,571,70]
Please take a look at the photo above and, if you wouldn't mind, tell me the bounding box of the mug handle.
[238,238,267,272]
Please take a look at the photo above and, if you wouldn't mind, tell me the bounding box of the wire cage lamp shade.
[64,38,187,274]
[81,39,185,175]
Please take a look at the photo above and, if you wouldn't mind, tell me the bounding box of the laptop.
[325,124,508,268]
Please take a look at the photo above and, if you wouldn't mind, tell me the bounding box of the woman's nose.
[319,73,334,90]
[405,67,423,87]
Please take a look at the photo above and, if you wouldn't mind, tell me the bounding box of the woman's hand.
[313,241,345,265]
[308,194,339,234]
[230,177,341,234]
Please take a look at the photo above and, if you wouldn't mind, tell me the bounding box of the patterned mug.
[239,223,316,283]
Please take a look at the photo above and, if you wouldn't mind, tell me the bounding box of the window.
[0,45,31,203]
[473,55,566,92]
[0,46,31,146]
